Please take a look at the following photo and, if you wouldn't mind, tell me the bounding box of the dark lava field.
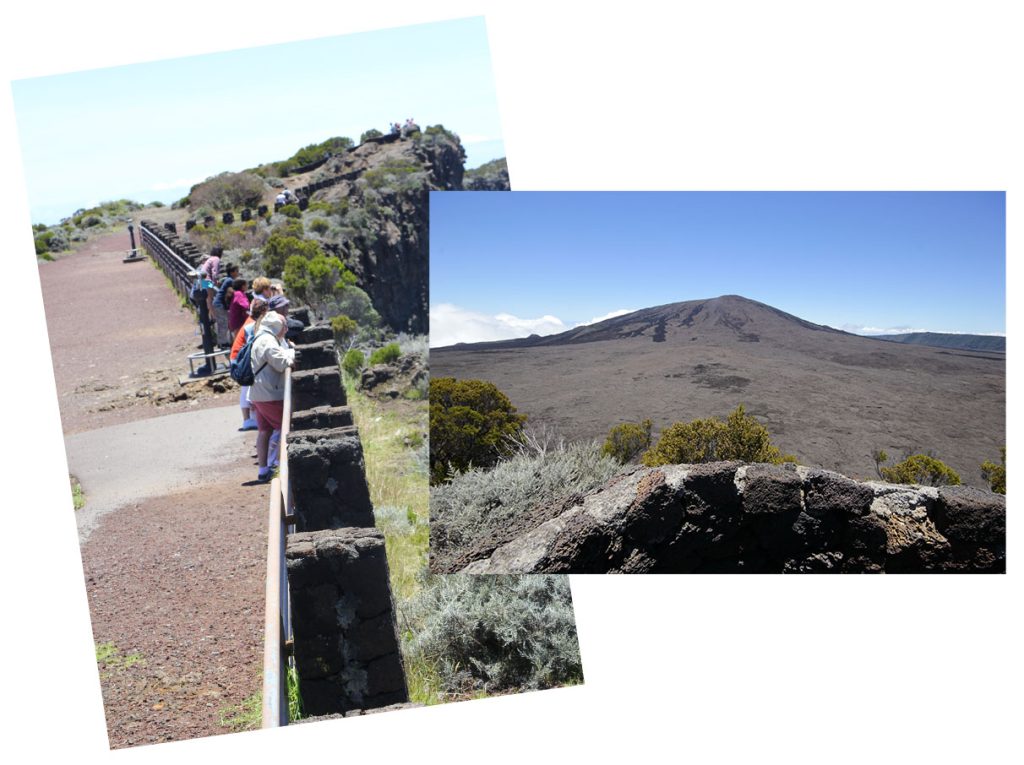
[431,295,1005,488]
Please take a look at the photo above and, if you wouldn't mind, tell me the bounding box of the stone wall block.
[287,427,374,531]
[291,405,354,432]
[286,528,408,716]
[291,366,345,410]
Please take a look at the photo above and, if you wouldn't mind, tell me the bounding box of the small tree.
[880,454,961,487]
[872,449,889,479]
[331,315,358,349]
[601,419,652,464]
[429,377,527,485]
[981,447,1006,494]
[642,405,792,467]
[360,128,383,143]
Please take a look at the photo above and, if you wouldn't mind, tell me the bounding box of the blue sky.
[12,17,504,225]
[429,191,1006,346]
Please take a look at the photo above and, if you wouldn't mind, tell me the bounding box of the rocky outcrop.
[358,353,427,400]
[452,462,1005,574]
[298,130,504,334]
[462,158,510,191]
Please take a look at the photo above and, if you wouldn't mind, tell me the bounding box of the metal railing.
[138,221,196,298]
[262,367,296,728]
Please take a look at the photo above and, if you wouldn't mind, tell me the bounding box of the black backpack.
[230,333,268,386]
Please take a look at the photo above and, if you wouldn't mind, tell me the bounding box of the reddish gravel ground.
[81,449,268,748]
[39,232,269,748]
[38,230,235,435]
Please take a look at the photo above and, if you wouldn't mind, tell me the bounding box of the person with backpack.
[230,300,269,431]
[248,311,295,482]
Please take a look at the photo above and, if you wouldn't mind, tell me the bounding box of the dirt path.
[39,232,269,747]
[82,445,267,748]
[38,230,234,435]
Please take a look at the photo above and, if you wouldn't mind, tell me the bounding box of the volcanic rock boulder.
[449,463,1005,574]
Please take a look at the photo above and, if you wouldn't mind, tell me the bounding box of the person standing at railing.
[227,278,251,338]
[249,311,295,483]
[263,295,295,471]
[231,300,269,431]
[212,262,240,348]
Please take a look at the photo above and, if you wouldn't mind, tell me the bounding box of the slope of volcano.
[431,295,1004,488]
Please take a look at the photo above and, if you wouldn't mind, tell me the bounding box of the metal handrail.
[262,366,294,728]
[138,221,197,298]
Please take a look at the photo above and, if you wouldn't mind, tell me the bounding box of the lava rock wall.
[456,462,1006,574]
[285,327,409,715]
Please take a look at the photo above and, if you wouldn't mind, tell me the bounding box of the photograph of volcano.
[428,191,1006,574]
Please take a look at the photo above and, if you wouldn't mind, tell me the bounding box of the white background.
[1,1,1019,763]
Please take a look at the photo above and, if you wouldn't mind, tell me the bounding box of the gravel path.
[39,232,269,748]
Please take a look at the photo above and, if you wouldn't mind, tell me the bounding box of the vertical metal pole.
[127,222,136,251]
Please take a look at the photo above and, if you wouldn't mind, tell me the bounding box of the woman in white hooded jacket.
[248,311,295,481]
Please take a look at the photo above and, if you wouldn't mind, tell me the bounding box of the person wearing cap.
[249,311,295,482]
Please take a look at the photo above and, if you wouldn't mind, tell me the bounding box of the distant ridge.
[440,294,848,351]
[867,332,1005,354]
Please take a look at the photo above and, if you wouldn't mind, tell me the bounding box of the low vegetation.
[981,447,1006,494]
[431,440,622,558]
[875,452,962,487]
[402,575,582,696]
[70,475,85,510]
[601,419,652,463]
[429,377,528,484]
[188,172,265,211]
[641,404,795,466]
[95,641,144,677]
[346,363,581,702]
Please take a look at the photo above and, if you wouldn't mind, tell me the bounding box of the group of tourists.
[196,248,299,483]
[389,118,418,137]
[274,188,298,207]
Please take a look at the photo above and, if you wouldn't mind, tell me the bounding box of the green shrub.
[602,419,652,463]
[260,233,323,277]
[642,404,793,466]
[342,348,365,377]
[331,315,358,346]
[880,454,962,487]
[273,219,305,239]
[360,128,383,143]
[429,377,528,485]
[402,575,582,696]
[188,171,265,211]
[981,447,1006,494]
[82,215,102,228]
[309,217,329,234]
[278,203,302,219]
[369,342,401,365]
[148,200,165,207]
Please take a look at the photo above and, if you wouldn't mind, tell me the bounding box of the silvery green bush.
[403,575,581,694]
[430,440,622,556]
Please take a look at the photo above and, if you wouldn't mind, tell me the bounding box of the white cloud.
[844,324,1005,336]
[574,308,635,327]
[430,303,566,347]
